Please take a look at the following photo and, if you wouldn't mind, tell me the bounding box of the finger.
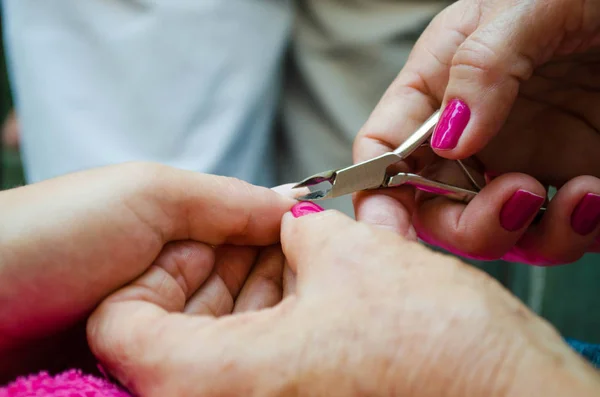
[282,261,296,298]
[87,242,217,386]
[504,176,600,265]
[281,209,349,281]
[213,246,258,296]
[88,295,213,395]
[233,245,285,313]
[184,245,257,316]
[86,244,272,395]
[432,2,569,159]
[353,187,418,239]
[271,183,310,200]
[414,173,546,260]
[156,167,297,245]
[100,241,215,311]
[352,4,474,234]
[353,3,473,164]
[281,206,407,290]
[183,272,234,316]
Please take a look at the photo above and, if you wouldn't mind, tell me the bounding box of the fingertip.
[280,207,352,283]
[571,192,600,237]
[485,174,546,233]
[500,189,546,232]
[431,99,471,155]
[430,98,496,161]
[281,205,351,244]
[280,202,327,250]
[290,202,325,218]
[436,19,529,160]
[271,184,310,201]
[414,173,546,259]
[508,176,600,264]
[354,190,417,240]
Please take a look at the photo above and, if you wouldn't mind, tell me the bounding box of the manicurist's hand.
[0,162,296,379]
[88,204,600,397]
[354,0,600,264]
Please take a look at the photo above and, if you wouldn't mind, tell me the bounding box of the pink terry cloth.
[0,369,132,397]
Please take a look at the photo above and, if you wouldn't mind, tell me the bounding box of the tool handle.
[387,173,477,204]
[392,110,441,159]
[387,173,547,219]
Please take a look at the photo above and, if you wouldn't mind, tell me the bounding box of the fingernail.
[431,99,471,150]
[571,193,600,236]
[500,190,545,232]
[291,202,324,218]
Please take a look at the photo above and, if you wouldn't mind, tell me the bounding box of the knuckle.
[122,161,169,186]
[560,0,598,34]
[157,242,212,296]
[453,33,534,84]
[453,35,501,77]
[218,176,256,239]
[87,305,149,372]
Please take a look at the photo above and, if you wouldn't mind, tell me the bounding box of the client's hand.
[0,162,295,379]
[88,206,600,397]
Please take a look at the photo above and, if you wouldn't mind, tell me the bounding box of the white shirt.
[3,0,292,186]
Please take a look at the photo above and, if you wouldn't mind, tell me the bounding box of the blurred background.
[0,2,598,343]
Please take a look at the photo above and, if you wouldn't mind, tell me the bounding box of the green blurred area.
[2,147,25,188]
[0,15,597,342]
[0,10,23,190]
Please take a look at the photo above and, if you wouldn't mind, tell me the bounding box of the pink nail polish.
[291,202,324,218]
[571,193,600,236]
[431,99,471,150]
[500,190,545,232]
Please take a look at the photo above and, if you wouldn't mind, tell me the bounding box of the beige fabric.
[279,1,449,214]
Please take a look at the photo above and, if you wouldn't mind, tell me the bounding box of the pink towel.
[0,369,132,397]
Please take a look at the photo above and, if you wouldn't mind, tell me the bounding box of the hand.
[353,0,600,264]
[88,206,600,397]
[0,162,296,379]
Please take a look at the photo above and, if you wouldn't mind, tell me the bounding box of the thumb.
[280,203,407,291]
[431,1,564,159]
[280,205,355,289]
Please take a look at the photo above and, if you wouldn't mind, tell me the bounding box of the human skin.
[1,162,598,396]
[353,0,600,265]
[0,162,297,381]
[88,205,600,397]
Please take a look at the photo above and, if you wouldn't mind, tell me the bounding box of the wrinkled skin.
[354,0,600,265]
[88,209,600,396]
[1,162,598,396]
[0,163,296,381]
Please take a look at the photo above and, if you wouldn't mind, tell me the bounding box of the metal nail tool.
[293,110,548,219]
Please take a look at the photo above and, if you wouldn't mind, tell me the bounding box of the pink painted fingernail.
[291,202,324,218]
[500,190,545,232]
[431,99,471,150]
[571,193,600,236]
